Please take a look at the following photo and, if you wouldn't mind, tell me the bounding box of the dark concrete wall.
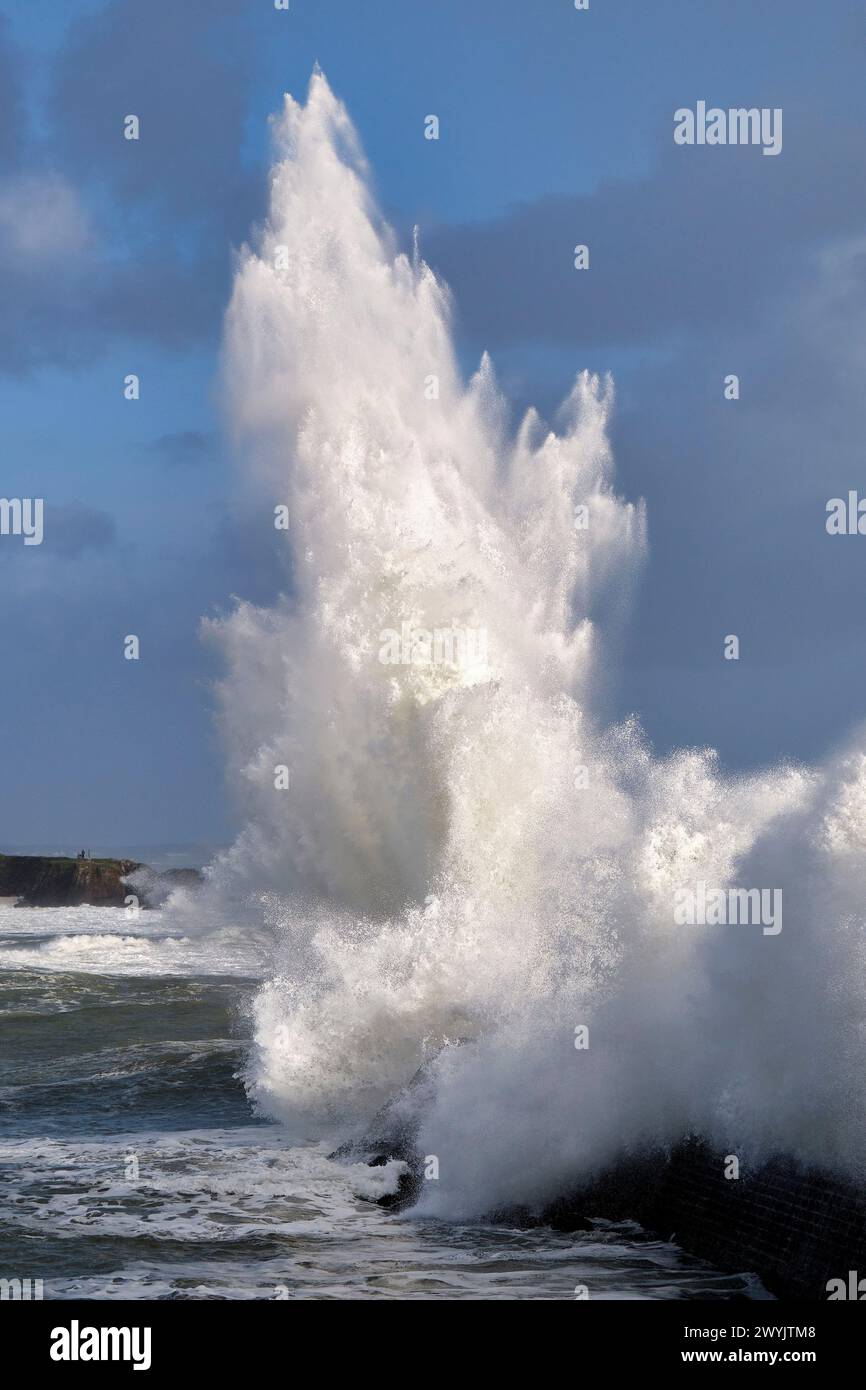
[544,1139,866,1301]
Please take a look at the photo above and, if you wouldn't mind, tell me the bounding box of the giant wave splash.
[197,71,866,1218]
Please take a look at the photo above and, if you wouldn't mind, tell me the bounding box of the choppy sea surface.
[0,906,768,1301]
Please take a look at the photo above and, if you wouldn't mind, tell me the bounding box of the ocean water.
[0,906,765,1301]
[4,70,864,1301]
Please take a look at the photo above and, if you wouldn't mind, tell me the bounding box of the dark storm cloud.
[95,250,226,346]
[45,504,118,558]
[427,115,866,352]
[0,503,117,564]
[0,16,25,171]
[0,0,265,374]
[148,430,215,467]
[0,237,227,373]
[51,0,258,233]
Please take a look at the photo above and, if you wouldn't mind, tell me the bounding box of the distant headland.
[0,853,202,908]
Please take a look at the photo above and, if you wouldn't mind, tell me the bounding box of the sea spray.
[200,71,866,1218]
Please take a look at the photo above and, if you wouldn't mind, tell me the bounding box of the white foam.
[0,1130,762,1299]
[0,906,265,977]
[190,71,866,1217]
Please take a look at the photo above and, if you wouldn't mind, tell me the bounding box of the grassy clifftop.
[0,854,142,907]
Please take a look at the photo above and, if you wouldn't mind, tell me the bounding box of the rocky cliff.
[0,854,142,907]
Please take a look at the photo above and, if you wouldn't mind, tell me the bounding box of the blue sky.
[2,0,865,847]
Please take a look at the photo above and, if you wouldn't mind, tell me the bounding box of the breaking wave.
[196,71,866,1217]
